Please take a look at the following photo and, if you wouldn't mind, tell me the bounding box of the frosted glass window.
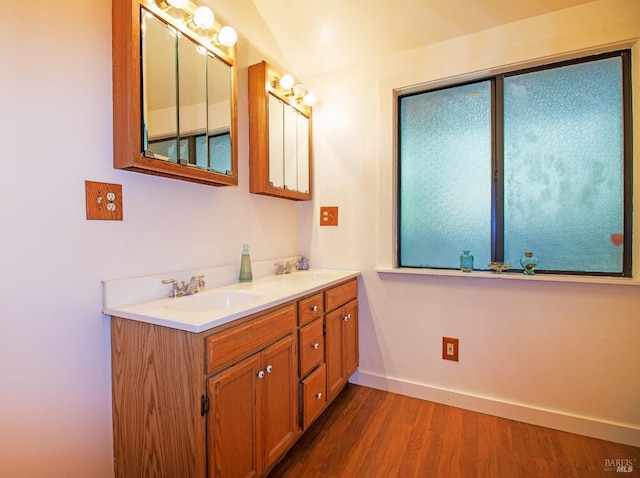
[399,81,492,269]
[398,51,631,276]
[503,58,624,273]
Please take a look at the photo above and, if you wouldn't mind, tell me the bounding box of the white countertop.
[103,269,360,333]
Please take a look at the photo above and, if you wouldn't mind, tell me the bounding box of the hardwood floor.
[269,384,640,478]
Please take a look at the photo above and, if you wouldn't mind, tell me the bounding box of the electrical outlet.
[442,337,459,361]
[320,206,338,226]
[85,181,123,221]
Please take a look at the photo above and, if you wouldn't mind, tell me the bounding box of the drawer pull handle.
[343,313,351,321]
[265,365,273,373]
[312,305,319,312]
[316,393,323,399]
[312,343,320,350]
[257,371,265,379]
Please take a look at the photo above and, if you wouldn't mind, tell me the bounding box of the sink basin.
[166,290,261,313]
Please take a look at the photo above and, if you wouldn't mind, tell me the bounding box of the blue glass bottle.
[460,251,474,272]
[520,251,538,275]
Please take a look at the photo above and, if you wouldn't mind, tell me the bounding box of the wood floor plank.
[396,397,444,477]
[268,384,640,477]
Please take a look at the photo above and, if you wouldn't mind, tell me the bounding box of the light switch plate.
[85,180,123,221]
[320,206,338,226]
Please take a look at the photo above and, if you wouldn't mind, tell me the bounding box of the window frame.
[396,49,633,277]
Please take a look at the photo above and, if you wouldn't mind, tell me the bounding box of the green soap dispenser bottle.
[239,244,253,282]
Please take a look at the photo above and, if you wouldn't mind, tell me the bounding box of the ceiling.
[213,0,596,79]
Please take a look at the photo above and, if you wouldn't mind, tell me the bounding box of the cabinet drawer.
[206,304,296,375]
[298,293,324,326]
[301,363,327,429]
[325,279,357,312]
[298,319,324,378]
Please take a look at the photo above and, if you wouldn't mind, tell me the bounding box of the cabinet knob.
[343,313,351,321]
[316,393,323,399]
[312,343,320,350]
[257,371,265,379]
[265,365,273,373]
[312,305,319,312]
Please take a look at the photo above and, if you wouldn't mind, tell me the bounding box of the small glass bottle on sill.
[460,250,474,272]
[520,251,538,275]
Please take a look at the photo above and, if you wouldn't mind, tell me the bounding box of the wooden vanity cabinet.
[110,277,358,478]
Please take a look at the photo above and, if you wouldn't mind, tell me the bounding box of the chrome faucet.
[162,274,206,298]
[274,261,299,275]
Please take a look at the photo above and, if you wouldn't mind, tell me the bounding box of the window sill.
[376,267,640,287]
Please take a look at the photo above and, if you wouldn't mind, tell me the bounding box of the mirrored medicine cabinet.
[248,61,312,200]
[112,0,238,186]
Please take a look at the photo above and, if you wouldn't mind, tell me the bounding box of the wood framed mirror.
[112,0,238,186]
[248,61,312,200]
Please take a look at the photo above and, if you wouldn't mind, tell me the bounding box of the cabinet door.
[262,334,299,469]
[325,300,359,402]
[343,299,359,378]
[208,354,261,478]
[325,307,345,401]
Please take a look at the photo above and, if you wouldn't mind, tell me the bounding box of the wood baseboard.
[350,370,640,447]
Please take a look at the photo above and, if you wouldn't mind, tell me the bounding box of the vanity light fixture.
[302,92,317,106]
[269,74,317,107]
[193,5,214,29]
[157,0,238,47]
[216,25,237,47]
[292,83,306,98]
[279,74,295,90]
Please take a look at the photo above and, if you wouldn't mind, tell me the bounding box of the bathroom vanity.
[105,269,359,478]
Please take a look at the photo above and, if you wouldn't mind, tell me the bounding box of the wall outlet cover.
[442,337,459,361]
[85,181,123,221]
[320,206,338,226]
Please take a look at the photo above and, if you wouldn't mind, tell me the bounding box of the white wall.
[1,1,639,477]
[0,2,299,477]
[306,0,640,446]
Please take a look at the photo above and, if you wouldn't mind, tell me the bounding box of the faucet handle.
[191,274,206,288]
[161,279,180,298]
[274,262,285,275]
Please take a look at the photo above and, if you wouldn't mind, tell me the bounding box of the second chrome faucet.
[274,261,299,275]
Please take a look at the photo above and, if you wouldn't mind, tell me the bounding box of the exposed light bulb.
[302,93,317,106]
[217,26,237,47]
[279,74,294,90]
[167,0,189,7]
[193,6,214,29]
[292,83,306,98]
